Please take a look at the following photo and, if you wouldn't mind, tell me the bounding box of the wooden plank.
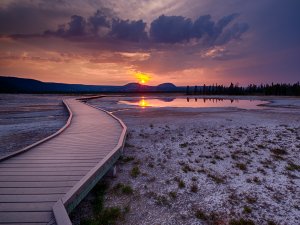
[22,153,103,156]
[0,194,62,202]
[0,170,88,176]
[2,159,100,164]
[0,211,52,223]
[0,162,96,168]
[0,223,47,225]
[0,181,77,188]
[30,145,112,151]
[0,202,54,212]
[0,167,90,172]
[11,149,112,154]
[0,175,82,182]
[0,187,69,195]
[17,155,102,159]
[15,156,104,160]
[33,151,110,155]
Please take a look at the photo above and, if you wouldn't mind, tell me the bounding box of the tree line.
[186,82,300,96]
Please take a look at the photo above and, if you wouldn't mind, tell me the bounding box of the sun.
[135,72,150,84]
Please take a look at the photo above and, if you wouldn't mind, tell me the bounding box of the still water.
[119,97,268,109]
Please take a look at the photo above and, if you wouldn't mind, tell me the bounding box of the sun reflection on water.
[138,98,149,108]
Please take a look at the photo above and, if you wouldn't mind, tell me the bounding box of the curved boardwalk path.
[0,98,127,225]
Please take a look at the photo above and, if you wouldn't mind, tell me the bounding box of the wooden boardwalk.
[0,98,127,225]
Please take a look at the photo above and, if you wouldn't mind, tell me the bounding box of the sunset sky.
[0,0,299,86]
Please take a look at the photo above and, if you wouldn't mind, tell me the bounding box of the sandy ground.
[0,94,69,156]
[72,96,300,225]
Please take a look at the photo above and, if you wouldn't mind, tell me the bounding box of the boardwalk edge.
[53,96,127,225]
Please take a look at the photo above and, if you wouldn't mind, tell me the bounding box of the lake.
[119,97,268,109]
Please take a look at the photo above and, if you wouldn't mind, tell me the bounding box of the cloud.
[6,7,247,46]
[43,9,148,42]
[44,14,88,37]
[150,15,192,43]
[88,9,110,34]
[66,15,86,36]
[215,22,249,45]
[192,15,215,38]
[149,13,246,46]
[214,13,239,35]
[109,19,147,42]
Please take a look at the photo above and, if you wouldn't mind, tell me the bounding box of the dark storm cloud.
[66,15,86,36]
[0,0,249,45]
[40,11,248,46]
[88,10,110,34]
[44,14,149,41]
[110,19,147,42]
[192,15,215,38]
[43,10,148,42]
[44,15,87,37]
[150,15,192,43]
[149,13,246,45]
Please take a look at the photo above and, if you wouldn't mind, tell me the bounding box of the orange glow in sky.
[135,72,150,84]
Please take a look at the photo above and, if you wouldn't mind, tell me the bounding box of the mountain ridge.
[0,76,185,93]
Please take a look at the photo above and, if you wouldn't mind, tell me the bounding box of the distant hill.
[0,76,185,93]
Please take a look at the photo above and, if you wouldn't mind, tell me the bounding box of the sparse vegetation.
[97,207,122,225]
[229,218,255,225]
[207,173,225,184]
[121,185,133,194]
[257,144,265,149]
[236,163,247,171]
[182,164,193,173]
[271,148,287,155]
[190,183,198,193]
[179,142,189,148]
[79,182,125,225]
[168,191,177,199]
[243,205,252,214]
[155,195,169,206]
[253,176,261,184]
[121,156,135,163]
[178,180,185,188]
[246,196,257,204]
[92,182,108,213]
[147,162,154,168]
[192,176,197,181]
[286,162,300,171]
[130,166,140,178]
[124,142,135,148]
[195,209,207,220]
